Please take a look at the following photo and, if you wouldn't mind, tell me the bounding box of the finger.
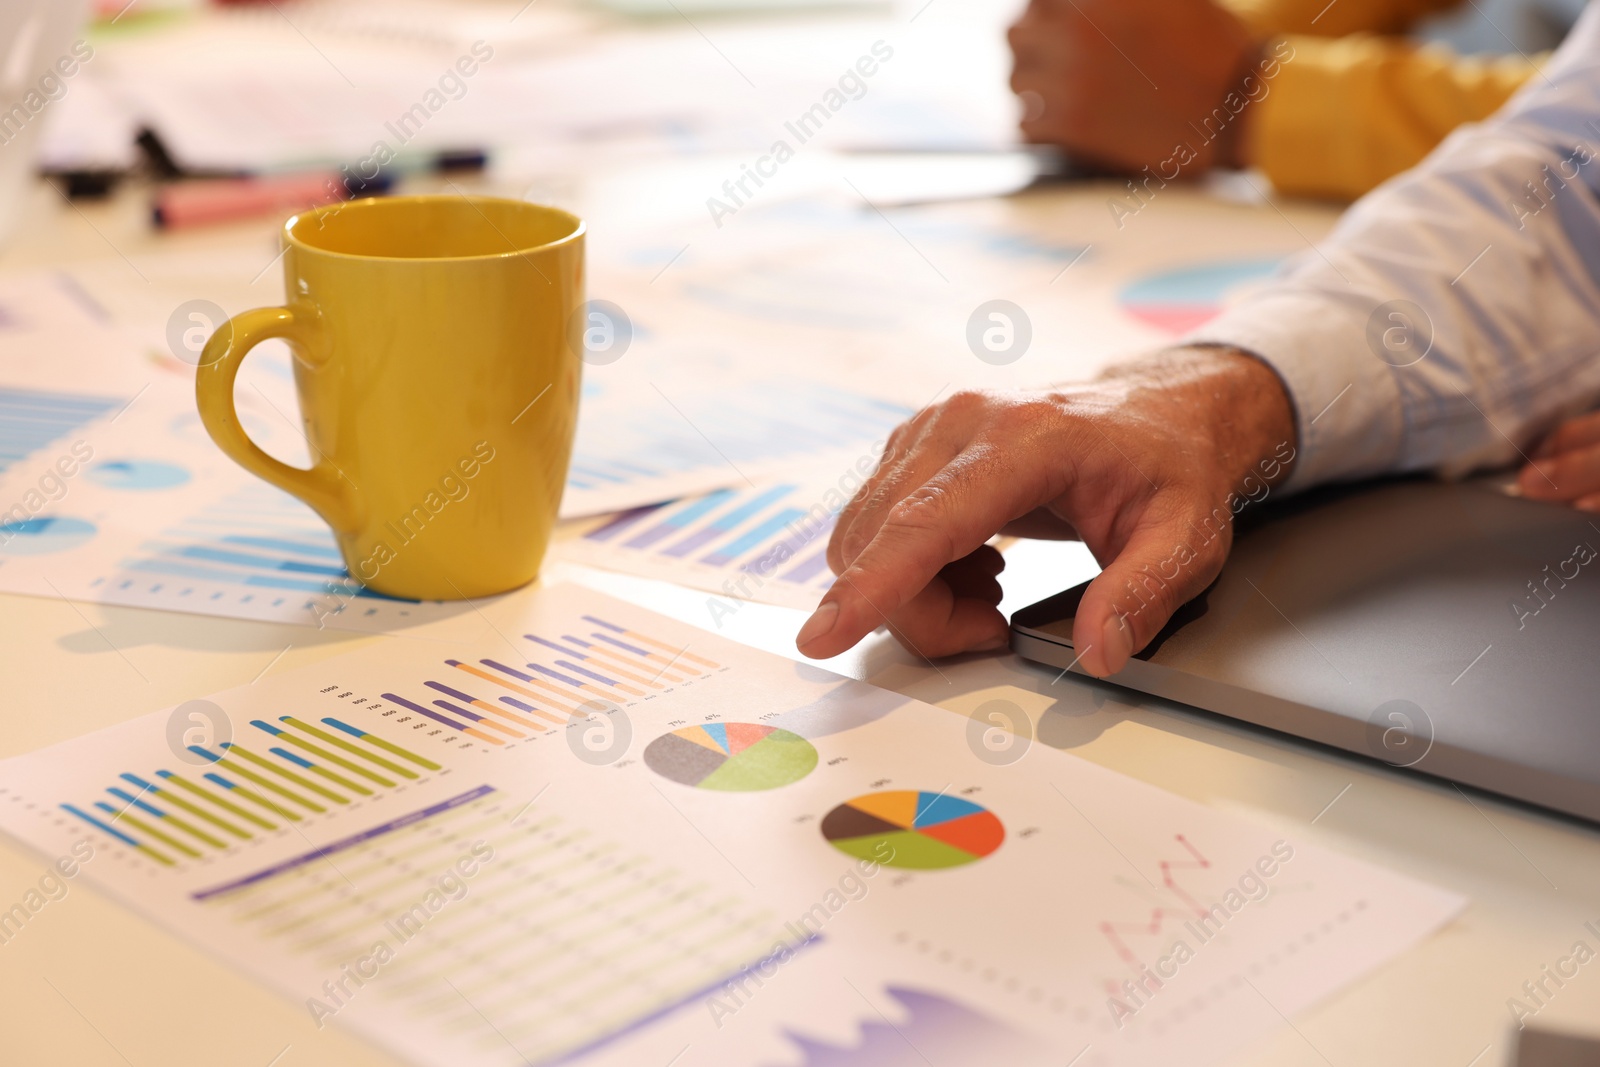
[999,507,1080,540]
[1519,441,1600,500]
[826,417,923,573]
[937,546,1006,603]
[880,577,1010,659]
[1069,498,1229,677]
[833,410,973,570]
[1534,410,1600,458]
[1577,491,1600,513]
[799,449,1051,659]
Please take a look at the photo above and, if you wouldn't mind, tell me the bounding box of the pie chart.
[1119,256,1280,334]
[643,723,817,791]
[821,790,1003,870]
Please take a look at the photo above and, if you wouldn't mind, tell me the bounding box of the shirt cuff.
[1186,291,1406,493]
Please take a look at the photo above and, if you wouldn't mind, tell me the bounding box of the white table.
[0,154,1596,1067]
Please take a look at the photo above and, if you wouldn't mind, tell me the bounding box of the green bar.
[224,745,344,805]
[299,761,372,797]
[152,809,228,850]
[271,731,394,787]
[150,783,250,839]
[162,773,275,830]
[214,755,325,813]
[221,779,302,822]
[114,811,200,859]
[282,717,418,778]
[321,718,441,772]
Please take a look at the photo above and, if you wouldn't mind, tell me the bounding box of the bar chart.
[377,613,724,746]
[0,380,465,631]
[98,481,430,620]
[0,584,1466,1067]
[0,386,123,477]
[61,715,445,867]
[563,376,909,517]
[559,481,842,608]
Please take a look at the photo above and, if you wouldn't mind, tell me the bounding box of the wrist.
[1106,345,1298,496]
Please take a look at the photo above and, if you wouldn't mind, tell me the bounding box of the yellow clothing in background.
[1224,0,1543,199]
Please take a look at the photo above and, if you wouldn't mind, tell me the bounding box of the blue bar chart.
[560,481,841,608]
[0,386,122,476]
[0,375,881,628]
[563,377,910,517]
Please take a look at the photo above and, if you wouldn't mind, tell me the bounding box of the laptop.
[1011,477,1600,823]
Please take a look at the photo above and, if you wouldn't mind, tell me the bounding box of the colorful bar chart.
[560,481,841,609]
[61,716,444,867]
[375,615,722,741]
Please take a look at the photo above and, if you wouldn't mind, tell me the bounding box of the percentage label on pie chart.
[643,723,818,791]
[822,790,1004,869]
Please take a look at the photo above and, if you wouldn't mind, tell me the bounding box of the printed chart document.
[0,274,911,627]
[556,475,862,610]
[0,375,466,633]
[0,585,1462,1066]
[563,374,909,519]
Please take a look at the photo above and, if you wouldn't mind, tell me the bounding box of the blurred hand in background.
[1007,0,1553,200]
[1009,0,1262,174]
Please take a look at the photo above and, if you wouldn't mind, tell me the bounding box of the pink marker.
[152,171,353,229]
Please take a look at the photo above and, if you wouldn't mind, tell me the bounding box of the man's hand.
[1519,410,1600,510]
[1008,0,1261,173]
[795,348,1297,676]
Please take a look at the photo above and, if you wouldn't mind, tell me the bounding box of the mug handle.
[195,306,357,534]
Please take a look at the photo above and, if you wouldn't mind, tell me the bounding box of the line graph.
[1098,834,1212,967]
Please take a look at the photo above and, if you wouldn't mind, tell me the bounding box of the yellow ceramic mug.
[196,195,583,601]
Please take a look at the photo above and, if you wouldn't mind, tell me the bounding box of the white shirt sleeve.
[1188,2,1600,491]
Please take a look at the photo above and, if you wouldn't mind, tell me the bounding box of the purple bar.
[425,681,481,704]
[781,547,832,584]
[590,632,650,658]
[554,660,619,688]
[745,515,835,576]
[434,699,491,724]
[480,658,536,682]
[658,524,722,557]
[528,662,590,689]
[190,786,495,900]
[384,692,471,733]
[527,635,582,659]
[583,503,667,543]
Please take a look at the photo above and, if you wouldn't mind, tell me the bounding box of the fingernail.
[974,634,1010,653]
[1578,498,1600,513]
[1099,614,1132,675]
[796,601,840,650]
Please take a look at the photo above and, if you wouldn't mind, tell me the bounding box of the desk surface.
[0,134,1598,1067]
